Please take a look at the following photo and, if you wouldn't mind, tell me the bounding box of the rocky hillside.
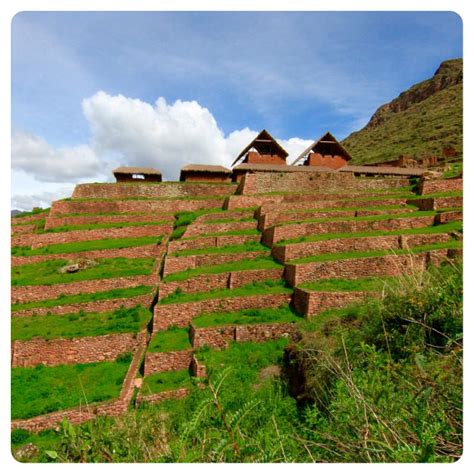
[342,58,463,164]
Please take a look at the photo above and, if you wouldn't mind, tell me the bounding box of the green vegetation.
[11,285,152,312]
[148,327,191,352]
[163,256,282,282]
[43,220,169,233]
[12,236,162,257]
[193,305,302,328]
[443,162,463,178]
[12,257,155,286]
[278,220,462,245]
[11,358,131,419]
[141,370,192,395]
[169,208,224,241]
[288,240,462,264]
[11,306,150,341]
[158,279,292,305]
[171,241,267,257]
[343,59,462,164]
[298,276,398,292]
[13,207,50,218]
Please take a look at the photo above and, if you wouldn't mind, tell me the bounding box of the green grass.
[11,236,162,257]
[148,327,191,352]
[171,241,268,257]
[12,257,155,286]
[288,240,462,265]
[11,357,131,419]
[163,256,282,282]
[193,305,302,328]
[11,285,152,312]
[298,276,398,292]
[11,306,150,341]
[278,220,463,245]
[158,279,292,305]
[43,220,169,233]
[141,369,192,395]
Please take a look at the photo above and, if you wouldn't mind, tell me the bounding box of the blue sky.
[11,11,462,209]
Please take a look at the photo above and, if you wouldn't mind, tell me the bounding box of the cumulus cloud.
[12,130,103,183]
[11,187,74,211]
[82,92,312,179]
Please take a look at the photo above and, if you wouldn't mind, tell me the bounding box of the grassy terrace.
[198,229,260,237]
[170,208,224,241]
[12,236,163,257]
[162,256,282,283]
[65,195,229,202]
[201,217,255,224]
[12,257,155,286]
[11,285,152,312]
[275,204,419,215]
[158,279,292,305]
[298,276,398,292]
[288,240,462,265]
[273,210,436,228]
[170,241,268,257]
[196,338,289,380]
[278,221,462,245]
[11,356,131,419]
[42,220,170,233]
[258,186,417,197]
[148,327,191,352]
[141,369,193,395]
[192,305,302,328]
[12,207,50,219]
[11,306,150,341]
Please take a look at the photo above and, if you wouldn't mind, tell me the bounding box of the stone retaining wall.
[11,224,36,235]
[11,340,146,432]
[11,243,163,267]
[12,274,155,304]
[408,196,463,211]
[50,198,225,216]
[238,172,410,195]
[167,234,261,253]
[12,223,173,249]
[12,331,146,367]
[11,212,49,224]
[159,268,283,300]
[12,293,153,318]
[194,210,255,223]
[419,178,462,195]
[263,215,435,246]
[183,220,257,238]
[435,210,463,224]
[44,213,174,230]
[292,288,376,317]
[135,388,190,407]
[284,250,447,287]
[72,182,237,199]
[153,292,292,332]
[162,250,267,277]
[190,322,299,349]
[143,350,193,376]
[272,233,450,263]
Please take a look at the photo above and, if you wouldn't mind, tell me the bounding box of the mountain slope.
[342,58,462,164]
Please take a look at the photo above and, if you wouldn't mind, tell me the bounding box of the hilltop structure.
[180,164,232,183]
[113,166,162,182]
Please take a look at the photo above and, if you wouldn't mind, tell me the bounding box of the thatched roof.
[233,163,335,173]
[113,166,162,176]
[180,164,231,173]
[339,165,425,177]
[232,130,289,167]
[291,132,352,165]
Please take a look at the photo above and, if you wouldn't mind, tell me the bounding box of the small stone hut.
[113,167,162,183]
[232,130,289,168]
[179,164,232,183]
[292,132,352,170]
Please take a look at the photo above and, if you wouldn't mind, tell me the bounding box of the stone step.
[407,196,462,211]
[272,232,451,263]
[263,214,436,246]
[167,233,261,254]
[182,219,257,238]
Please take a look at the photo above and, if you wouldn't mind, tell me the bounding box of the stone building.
[292,132,352,170]
[179,164,232,183]
[113,166,162,183]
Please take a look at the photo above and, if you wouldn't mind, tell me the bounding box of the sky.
[11,11,462,210]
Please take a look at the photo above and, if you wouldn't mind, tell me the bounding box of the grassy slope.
[148,327,192,352]
[342,60,462,164]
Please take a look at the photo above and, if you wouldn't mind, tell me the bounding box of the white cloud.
[12,131,103,183]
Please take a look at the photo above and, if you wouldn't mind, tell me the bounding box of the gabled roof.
[113,166,162,176]
[291,132,352,165]
[180,164,231,173]
[231,130,289,167]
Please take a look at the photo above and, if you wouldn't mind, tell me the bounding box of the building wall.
[306,152,348,170]
[181,172,231,183]
[246,151,287,165]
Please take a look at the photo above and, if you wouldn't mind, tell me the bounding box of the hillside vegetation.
[342,59,462,164]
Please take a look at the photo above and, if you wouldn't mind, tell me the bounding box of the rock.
[13,443,39,462]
